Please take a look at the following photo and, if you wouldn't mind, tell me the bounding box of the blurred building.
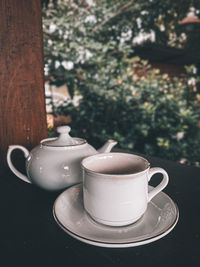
[133,7,200,77]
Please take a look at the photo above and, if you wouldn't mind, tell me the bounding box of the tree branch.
[90,0,135,34]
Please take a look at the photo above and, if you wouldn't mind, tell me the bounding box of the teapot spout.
[98,140,117,153]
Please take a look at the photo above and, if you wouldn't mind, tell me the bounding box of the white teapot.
[7,126,117,191]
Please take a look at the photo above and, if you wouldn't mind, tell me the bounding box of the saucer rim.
[53,184,179,248]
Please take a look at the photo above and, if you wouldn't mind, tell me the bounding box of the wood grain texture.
[0,0,47,169]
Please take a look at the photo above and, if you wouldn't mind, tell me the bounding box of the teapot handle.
[7,145,31,184]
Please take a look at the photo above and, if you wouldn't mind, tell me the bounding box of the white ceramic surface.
[53,184,179,248]
[6,126,117,191]
[82,153,169,226]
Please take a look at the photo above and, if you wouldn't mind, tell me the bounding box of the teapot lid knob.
[57,125,71,134]
[55,125,79,146]
[41,125,85,147]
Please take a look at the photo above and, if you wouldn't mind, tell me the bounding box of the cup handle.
[148,167,169,202]
[7,145,31,184]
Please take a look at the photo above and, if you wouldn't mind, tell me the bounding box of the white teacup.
[81,152,169,227]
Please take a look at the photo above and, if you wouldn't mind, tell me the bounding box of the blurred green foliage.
[43,0,200,164]
[55,59,200,164]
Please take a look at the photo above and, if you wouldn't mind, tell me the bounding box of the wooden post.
[0,0,47,170]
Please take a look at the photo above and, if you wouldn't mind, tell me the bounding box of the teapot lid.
[42,126,86,147]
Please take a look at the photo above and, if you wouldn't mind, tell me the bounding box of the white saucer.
[53,184,179,248]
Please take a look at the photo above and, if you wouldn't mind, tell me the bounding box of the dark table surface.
[1,152,200,267]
